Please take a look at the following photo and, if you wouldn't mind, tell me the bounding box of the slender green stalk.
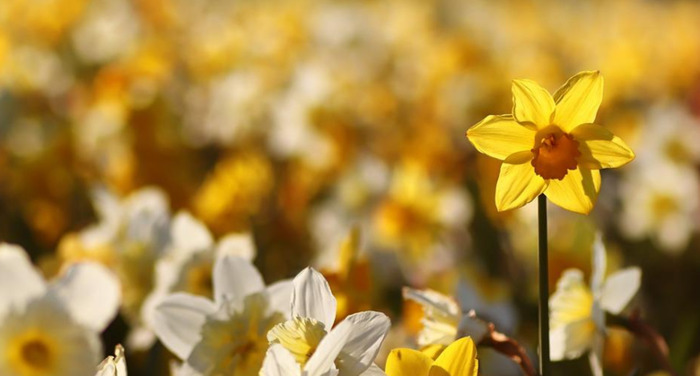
[538,194,550,376]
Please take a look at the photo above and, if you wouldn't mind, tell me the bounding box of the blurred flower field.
[1,0,700,375]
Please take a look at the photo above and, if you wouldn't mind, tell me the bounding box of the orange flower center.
[531,129,580,180]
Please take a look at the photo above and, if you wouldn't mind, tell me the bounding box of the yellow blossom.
[385,336,478,376]
[466,71,635,214]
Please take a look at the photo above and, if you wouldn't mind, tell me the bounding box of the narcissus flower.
[0,243,120,376]
[384,336,478,376]
[466,71,634,214]
[261,267,390,376]
[549,235,641,376]
[152,255,293,376]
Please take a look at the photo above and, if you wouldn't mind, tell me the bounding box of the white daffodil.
[261,267,390,376]
[61,186,171,336]
[0,243,120,376]
[550,234,641,376]
[619,162,699,254]
[138,211,255,348]
[95,345,127,376]
[152,255,292,376]
[402,288,488,349]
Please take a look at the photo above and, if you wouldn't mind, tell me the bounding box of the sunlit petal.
[495,156,547,211]
[571,123,635,169]
[512,79,555,127]
[544,167,600,214]
[385,348,433,376]
[466,115,536,160]
[429,337,478,376]
[553,71,604,132]
[600,267,641,314]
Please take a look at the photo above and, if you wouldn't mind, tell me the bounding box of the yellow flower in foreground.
[385,337,478,376]
[466,71,634,214]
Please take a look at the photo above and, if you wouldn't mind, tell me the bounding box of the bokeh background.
[1,0,700,374]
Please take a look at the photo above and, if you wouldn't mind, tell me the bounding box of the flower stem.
[538,194,550,376]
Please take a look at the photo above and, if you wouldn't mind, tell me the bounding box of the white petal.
[588,336,604,376]
[292,267,337,330]
[213,255,265,304]
[171,362,203,376]
[336,311,391,376]
[549,319,595,361]
[590,233,606,294]
[358,364,386,376]
[600,267,641,314]
[152,293,216,359]
[171,212,213,252]
[403,287,460,318]
[215,233,256,260]
[95,345,127,376]
[125,326,156,351]
[90,186,122,223]
[0,243,47,317]
[51,262,120,332]
[261,344,302,376]
[266,279,294,319]
[305,319,352,376]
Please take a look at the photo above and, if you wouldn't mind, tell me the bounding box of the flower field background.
[1,0,700,375]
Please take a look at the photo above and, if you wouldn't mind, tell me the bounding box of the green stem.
[538,194,550,376]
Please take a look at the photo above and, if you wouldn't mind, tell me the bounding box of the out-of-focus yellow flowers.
[193,152,273,235]
[467,71,634,214]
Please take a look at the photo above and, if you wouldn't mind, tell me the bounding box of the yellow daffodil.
[466,71,634,214]
[385,336,478,376]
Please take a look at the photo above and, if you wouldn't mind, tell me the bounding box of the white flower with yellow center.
[619,162,699,254]
[0,243,120,376]
[95,345,127,376]
[139,211,256,348]
[261,267,391,376]
[403,288,486,349]
[550,235,641,376]
[152,255,292,376]
[62,186,171,338]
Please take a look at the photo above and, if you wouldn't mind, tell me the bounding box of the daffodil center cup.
[267,317,327,366]
[531,126,580,180]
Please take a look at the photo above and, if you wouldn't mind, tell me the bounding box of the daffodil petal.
[266,279,294,319]
[213,255,265,305]
[495,156,547,211]
[171,211,214,252]
[571,123,634,169]
[385,348,433,376]
[549,318,596,361]
[306,320,353,376]
[0,244,47,319]
[466,115,536,160]
[429,337,478,376]
[512,79,555,127]
[152,293,217,359]
[550,269,594,328]
[553,71,604,132]
[544,167,600,214]
[51,262,120,332]
[600,267,641,314]
[261,344,302,376]
[337,311,391,376]
[291,267,337,331]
